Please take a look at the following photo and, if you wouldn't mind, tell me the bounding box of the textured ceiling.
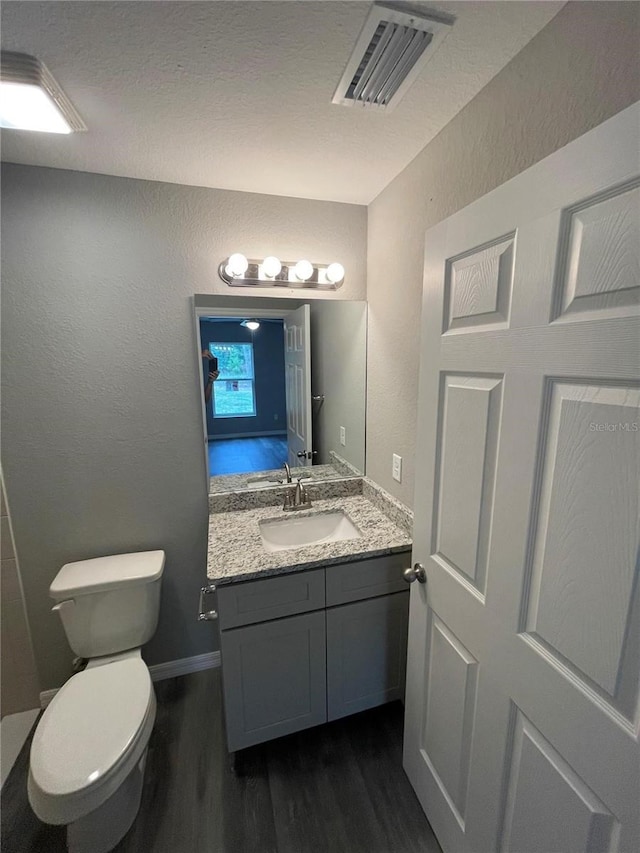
[0,1,564,204]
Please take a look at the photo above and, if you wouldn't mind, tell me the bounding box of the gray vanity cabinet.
[216,549,410,752]
[220,610,327,752]
[326,592,409,721]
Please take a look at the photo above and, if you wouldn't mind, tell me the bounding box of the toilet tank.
[49,551,165,658]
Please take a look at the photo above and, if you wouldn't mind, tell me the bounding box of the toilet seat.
[28,656,156,826]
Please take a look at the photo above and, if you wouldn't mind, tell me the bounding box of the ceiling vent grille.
[333,3,454,111]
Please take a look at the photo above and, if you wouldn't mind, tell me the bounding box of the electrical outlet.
[392,453,402,483]
[340,426,346,446]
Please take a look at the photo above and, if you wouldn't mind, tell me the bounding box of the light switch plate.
[392,453,402,482]
[340,426,346,446]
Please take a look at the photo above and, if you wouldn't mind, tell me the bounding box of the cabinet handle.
[198,584,218,621]
[403,563,427,584]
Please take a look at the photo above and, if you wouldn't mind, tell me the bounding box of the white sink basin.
[259,511,361,552]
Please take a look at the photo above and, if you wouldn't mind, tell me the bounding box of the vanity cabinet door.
[220,610,327,751]
[326,591,409,722]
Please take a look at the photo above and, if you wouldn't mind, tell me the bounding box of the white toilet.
[28,550,165,853]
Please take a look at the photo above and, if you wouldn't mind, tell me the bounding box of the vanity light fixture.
[219,255,345,290]
[261,256,282,278]
[225,253,249,277]
[294,260,314,282]
[326,262,345,285]
[0,52,86,133]
[240,319,260,331]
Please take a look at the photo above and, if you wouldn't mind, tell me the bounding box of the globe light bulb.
[262,256,282,278]
[294,260,314,281]
[326,262,345,284]
[226,253,249,277]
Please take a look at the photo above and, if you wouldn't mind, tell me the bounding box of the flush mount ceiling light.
[333,2,454,112]
[0,52,86,133]
[219,256,345,290]
[240,319,260,331]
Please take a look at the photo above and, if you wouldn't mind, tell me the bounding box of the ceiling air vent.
[333,2,454,111]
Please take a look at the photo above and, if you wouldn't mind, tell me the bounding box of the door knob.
[403,563,427,584]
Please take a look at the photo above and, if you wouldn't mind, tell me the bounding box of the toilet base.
[66,748,147,853]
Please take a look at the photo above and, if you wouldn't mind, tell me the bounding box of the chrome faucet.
[283,478,312,512]
[283,462,292,483]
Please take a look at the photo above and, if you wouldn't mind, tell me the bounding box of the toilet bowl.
[28,551,165,853]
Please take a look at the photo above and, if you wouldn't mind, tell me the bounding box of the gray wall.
[366,0,640,506]
[1,472,40,715]
[310,301,366,473]
[0,166,366,690]
[199,319,286,439]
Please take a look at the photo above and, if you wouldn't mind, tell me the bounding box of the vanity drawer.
[216,568,325,629]
[325,551,410,606]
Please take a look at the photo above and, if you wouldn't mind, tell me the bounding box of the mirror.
[194,294,366,493]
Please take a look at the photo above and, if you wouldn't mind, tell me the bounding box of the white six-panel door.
[404,103,640,853]
[284,304,313,469]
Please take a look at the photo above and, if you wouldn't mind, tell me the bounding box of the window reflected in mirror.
[194,296,366,493]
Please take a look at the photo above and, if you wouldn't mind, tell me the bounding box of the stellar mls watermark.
[589,422,639,432]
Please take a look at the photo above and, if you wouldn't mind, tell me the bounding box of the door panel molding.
[432,373,503,598]
[443,231,516,334]
[552,177,640,323]
[422,611,478,827]
[520,379,640,723]
[499,706,618,853]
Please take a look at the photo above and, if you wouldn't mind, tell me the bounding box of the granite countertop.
[208,452,362,495]
[207,491,412,585]
[209,462,343,495]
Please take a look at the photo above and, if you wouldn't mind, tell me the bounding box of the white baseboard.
[39,689,58,709]
[39,651,220,708]
[149,651,220,681]
[208,431,286,440]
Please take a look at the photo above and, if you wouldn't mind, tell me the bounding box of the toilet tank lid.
[50,551,166,599]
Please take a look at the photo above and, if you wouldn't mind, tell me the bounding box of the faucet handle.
[297,478,311,505]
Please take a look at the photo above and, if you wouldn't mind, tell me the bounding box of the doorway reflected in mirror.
[194,296,367,493]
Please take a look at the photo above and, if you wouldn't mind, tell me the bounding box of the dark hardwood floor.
[1,668,441,853]
[208,436,288,476]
